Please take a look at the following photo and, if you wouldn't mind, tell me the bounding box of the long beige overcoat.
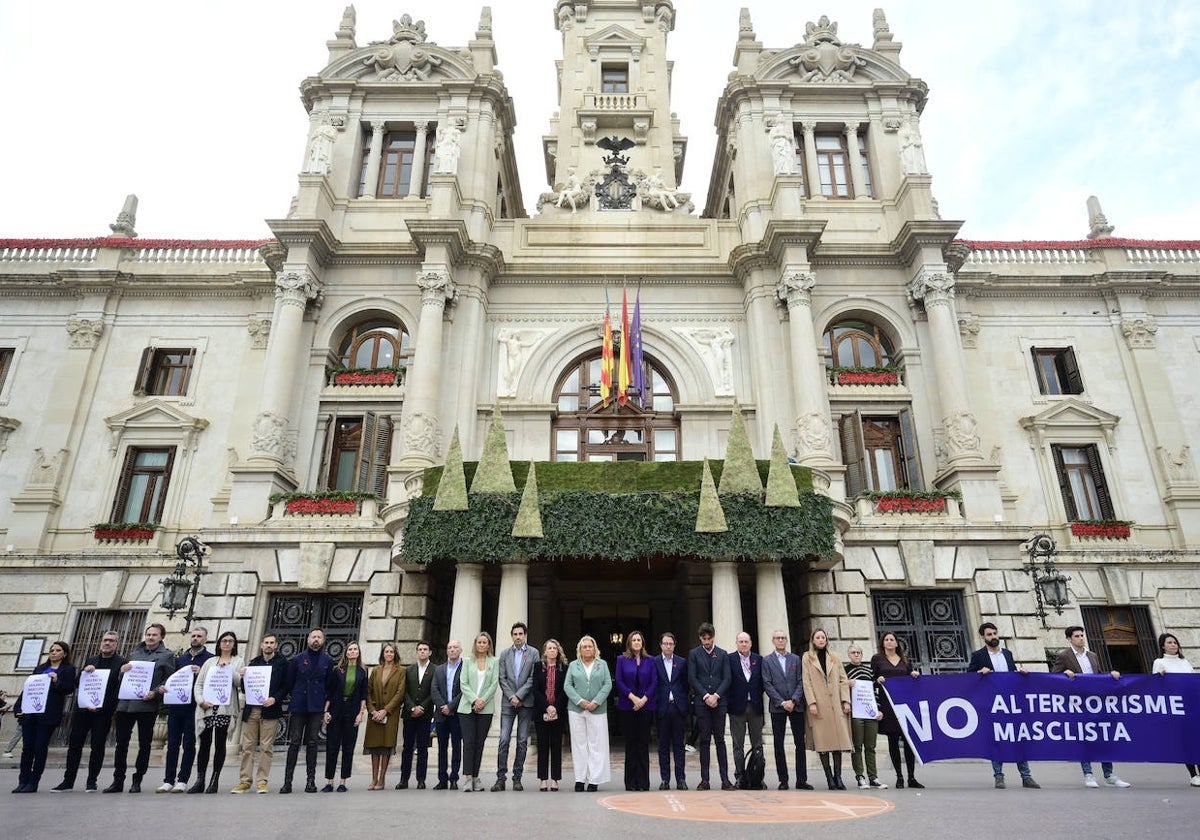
[801,650,853,752]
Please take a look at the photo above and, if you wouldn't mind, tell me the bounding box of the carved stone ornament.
[776,270,816,307]
[942,410,981,458]
[497,328,556,397]
[637,166,690,212]
[0,416,19,455]
[1121,316,1158,349]
[958,314,981,348]
[417,270,456,306]
[767,117,797,176]
[275,269,322,306]
[557,2,575,32]
[907,270,955,307]
[789,16,866,83]
[432,119,463,175]
[675,327,735,396]
[247,317,272,349]
[595,136,638,210]
[27,447,67,489]
[303,116,338,175]
[66,316,104,348]
[250,410,290,460]
[1158,444,1196,484]
[364,15,442,81]
[899,116,928,175]
[795,411,832,458]
[404,410,440,460]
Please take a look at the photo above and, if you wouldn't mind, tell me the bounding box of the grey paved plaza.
[3,746,1196,839]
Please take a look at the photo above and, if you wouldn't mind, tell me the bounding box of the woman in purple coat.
[615,630,658,791]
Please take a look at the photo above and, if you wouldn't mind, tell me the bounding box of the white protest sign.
[851,679,880,719]
[77,669,111,710]
[243,666,272,706]
[201,663,235,707]
[163,666,195,705]
[21,674,51,714]
[118,660,155,700]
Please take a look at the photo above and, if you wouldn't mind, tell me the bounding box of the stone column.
[408,121,430,198]
[249,269,321,464]
[361,120,387,199]
[495,561,529,645]
[800,121,822,199]
[449,562,485,648]
[776,270,833,464]
[398,267,456,468]
[711,561,743,652]
[907,269,981,463]
[755,562,789,658]
[844,122,867,199]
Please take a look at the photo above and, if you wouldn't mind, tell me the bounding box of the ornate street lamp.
[1022,533,1072,629]
[159,535,211,635]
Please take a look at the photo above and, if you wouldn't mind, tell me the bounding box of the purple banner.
[881,673,1200,764]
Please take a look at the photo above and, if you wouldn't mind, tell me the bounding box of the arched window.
[336,317,413,371]
[551,351,680,462]
[823,319,895,368]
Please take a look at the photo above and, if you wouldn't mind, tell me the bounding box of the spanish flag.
[600,292,614,407]
[618,288,632,406]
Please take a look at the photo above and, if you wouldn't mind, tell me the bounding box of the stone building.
[2,0,1199,697]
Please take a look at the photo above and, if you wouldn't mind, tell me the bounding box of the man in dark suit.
[687,622,732,790]
[431,640,464,790]
[280,628,333,793]
[494,621,536,791]
[1052,625,1131,789]
[398,641,435,789]
[967,621,1040,789]
[654,632,688,790]
[727,632,764,786]
[762,629,812,790]
[52,629,127,792]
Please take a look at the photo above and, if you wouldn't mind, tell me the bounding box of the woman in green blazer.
[457,632,498,792]
[564,635,612,791]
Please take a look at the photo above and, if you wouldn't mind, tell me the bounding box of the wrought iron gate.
[871,590,969,673]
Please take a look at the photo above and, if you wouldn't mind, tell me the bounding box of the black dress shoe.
[491,779,505,792]
[449,781,458,790]
[575,782,585,792]
[417,781,426,790]
[434,781,448,790]
[721,780,736,791]
[586,784,598,792]
[907,779,925,789]
[279,782,292,794]
[102,782,123,794]
[659,781,670,790]
[12,785,26,793]
[395,781,408,790]
[696,780,710,791]
[797,781,814,790]
[676,781,688,790]
[304,780,318,793]
[129,781,141,794]
[511,780,522,791]
[778,781,789,790]
[51,781,73,792]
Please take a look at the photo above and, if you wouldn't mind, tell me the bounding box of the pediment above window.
[584,24,645,58]
[104,399,209,455]
[320,42,475,83]
[1019,397,1120,448]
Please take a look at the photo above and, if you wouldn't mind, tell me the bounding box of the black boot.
[819,753,835,790]
[187,775,206,794]
[205,773,220,794]
[833,753,846,790]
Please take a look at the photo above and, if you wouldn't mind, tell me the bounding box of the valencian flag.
[630,290,646,408]
[618,288,632,406]
[600,290,614,407]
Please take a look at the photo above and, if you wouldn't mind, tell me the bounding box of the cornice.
[891,219,964,266]
[264,218,339,266]
[728,219,826,282]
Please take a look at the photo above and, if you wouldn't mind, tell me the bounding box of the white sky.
[1,0,1197,241]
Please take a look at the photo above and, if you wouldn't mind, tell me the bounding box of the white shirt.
[663,655,674,701]
[1151,656,1194,674]
[417,661,429,683]
[988,649,1010,672]
[1073,648,1095,674]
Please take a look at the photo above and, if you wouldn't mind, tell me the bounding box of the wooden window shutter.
[134,347,156,396]
[1085,444,1115,519]
[371,416,393,500]
[356,412,378,493]
[898,408,924,491]
[1131,606,1157,674]
[111,447,140,521]
[1080,606,1111,671]
[839,410,868,496]
[1061,348,1084,394]
[1050,444,1078,521]
[318,414,336,490]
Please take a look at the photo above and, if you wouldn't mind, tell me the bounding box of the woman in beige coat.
[363,643,405,789]
[801,628,852,790]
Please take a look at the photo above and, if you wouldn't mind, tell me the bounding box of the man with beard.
[280,628,333,793]
[161,626,213,793]
[967,622,1040,790]
[52,630,127,792]
[105,624,176,793]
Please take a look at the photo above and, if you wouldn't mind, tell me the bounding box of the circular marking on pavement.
[599,790,895,823]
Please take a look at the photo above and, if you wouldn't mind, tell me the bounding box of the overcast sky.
[1,1,1197,241]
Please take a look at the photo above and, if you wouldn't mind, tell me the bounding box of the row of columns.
[797,120,867,199]
[361,120,433,200]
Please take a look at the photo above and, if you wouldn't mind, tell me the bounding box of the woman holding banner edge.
[1151,632,1200,786]
[871,632,924,789]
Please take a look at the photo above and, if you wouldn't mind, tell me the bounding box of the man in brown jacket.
[1051,626,1131,790]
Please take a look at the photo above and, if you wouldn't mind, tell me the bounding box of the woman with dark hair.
[801,629,852,790]
[870,632,923,789]
[364,642,405,790]
[192,631,243,793]
[533,638,569,791]
[322,641,368,792]
[12,640,76,793]
[458,632,498,792]
[615,630,657,791]
[1151,632,1199,786]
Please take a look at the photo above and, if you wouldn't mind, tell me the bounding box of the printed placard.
[163,666,195,705]
[118,660,155,700]
[201,663,234,707]
[77,669,111,710]
[243,666,272,706]
[21,674,51,714]
[851,679,879,719]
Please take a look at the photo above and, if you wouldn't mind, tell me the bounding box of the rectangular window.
[112,447,175,523]
[601,64,629,93]
[369,131,436,198]
[1032,347,1084,395]
[1052,443,1114,521]
[321,413,392,498]
[839,409,922,496]
[0,347,13,392]
[70,609,148,664]
[815,133,852,198]
[134,348,195,396]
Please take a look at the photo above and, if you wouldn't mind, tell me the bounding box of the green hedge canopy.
[401,460,834,564]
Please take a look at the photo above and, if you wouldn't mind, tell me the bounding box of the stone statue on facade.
[639,166,686,211]
[303,118,338,175]
[655,4,674,33]
[557,3,574,31]
[433,120,462,175]
[497,328,553,396]
[555,167,587,212]
[678,327,735,395]
[108,194,138,238]
[1086,195,1115,239]
[899,116,928,175]
[768,118,796,176]
[404,410,440,460]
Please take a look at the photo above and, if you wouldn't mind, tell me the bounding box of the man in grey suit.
[762,629,813,790]
[493,622,536,791]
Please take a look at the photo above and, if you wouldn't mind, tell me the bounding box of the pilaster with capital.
[776,269,833,463]
[408,121,430,198]
[399,268,458,467]
[800,122,822,199]
[361,120,387,199]
[844,122,867,198]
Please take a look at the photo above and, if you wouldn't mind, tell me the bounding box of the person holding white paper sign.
[52,630,126,792]
[162,627,212,794]
[12,641,76,793]
[844,644,886,790]
[232,634,288,794]
[107,623,175,794]
[193,631,244,794]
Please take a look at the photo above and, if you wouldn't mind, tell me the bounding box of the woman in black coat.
[322,641,368,791]
[13,640,77,793]
[533,639,569,791]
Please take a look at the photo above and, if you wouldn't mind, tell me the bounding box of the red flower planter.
[333,371,397,386]
[94,527,156,541]
[837,371,900,386]
[285,497,359,515]
[874,495,947,514]
[1071,522,1131,539]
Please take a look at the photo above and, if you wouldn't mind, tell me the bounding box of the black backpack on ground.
[739,745,766,790]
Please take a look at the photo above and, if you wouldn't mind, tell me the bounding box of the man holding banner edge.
[1051,626,1132,789]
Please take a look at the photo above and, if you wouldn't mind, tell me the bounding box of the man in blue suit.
[687,622,732,790]
[280,628,334,794]
[762,629,813,790]
[967,622,1039,790]
[727,632,764,786]
[654,632,688,790]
